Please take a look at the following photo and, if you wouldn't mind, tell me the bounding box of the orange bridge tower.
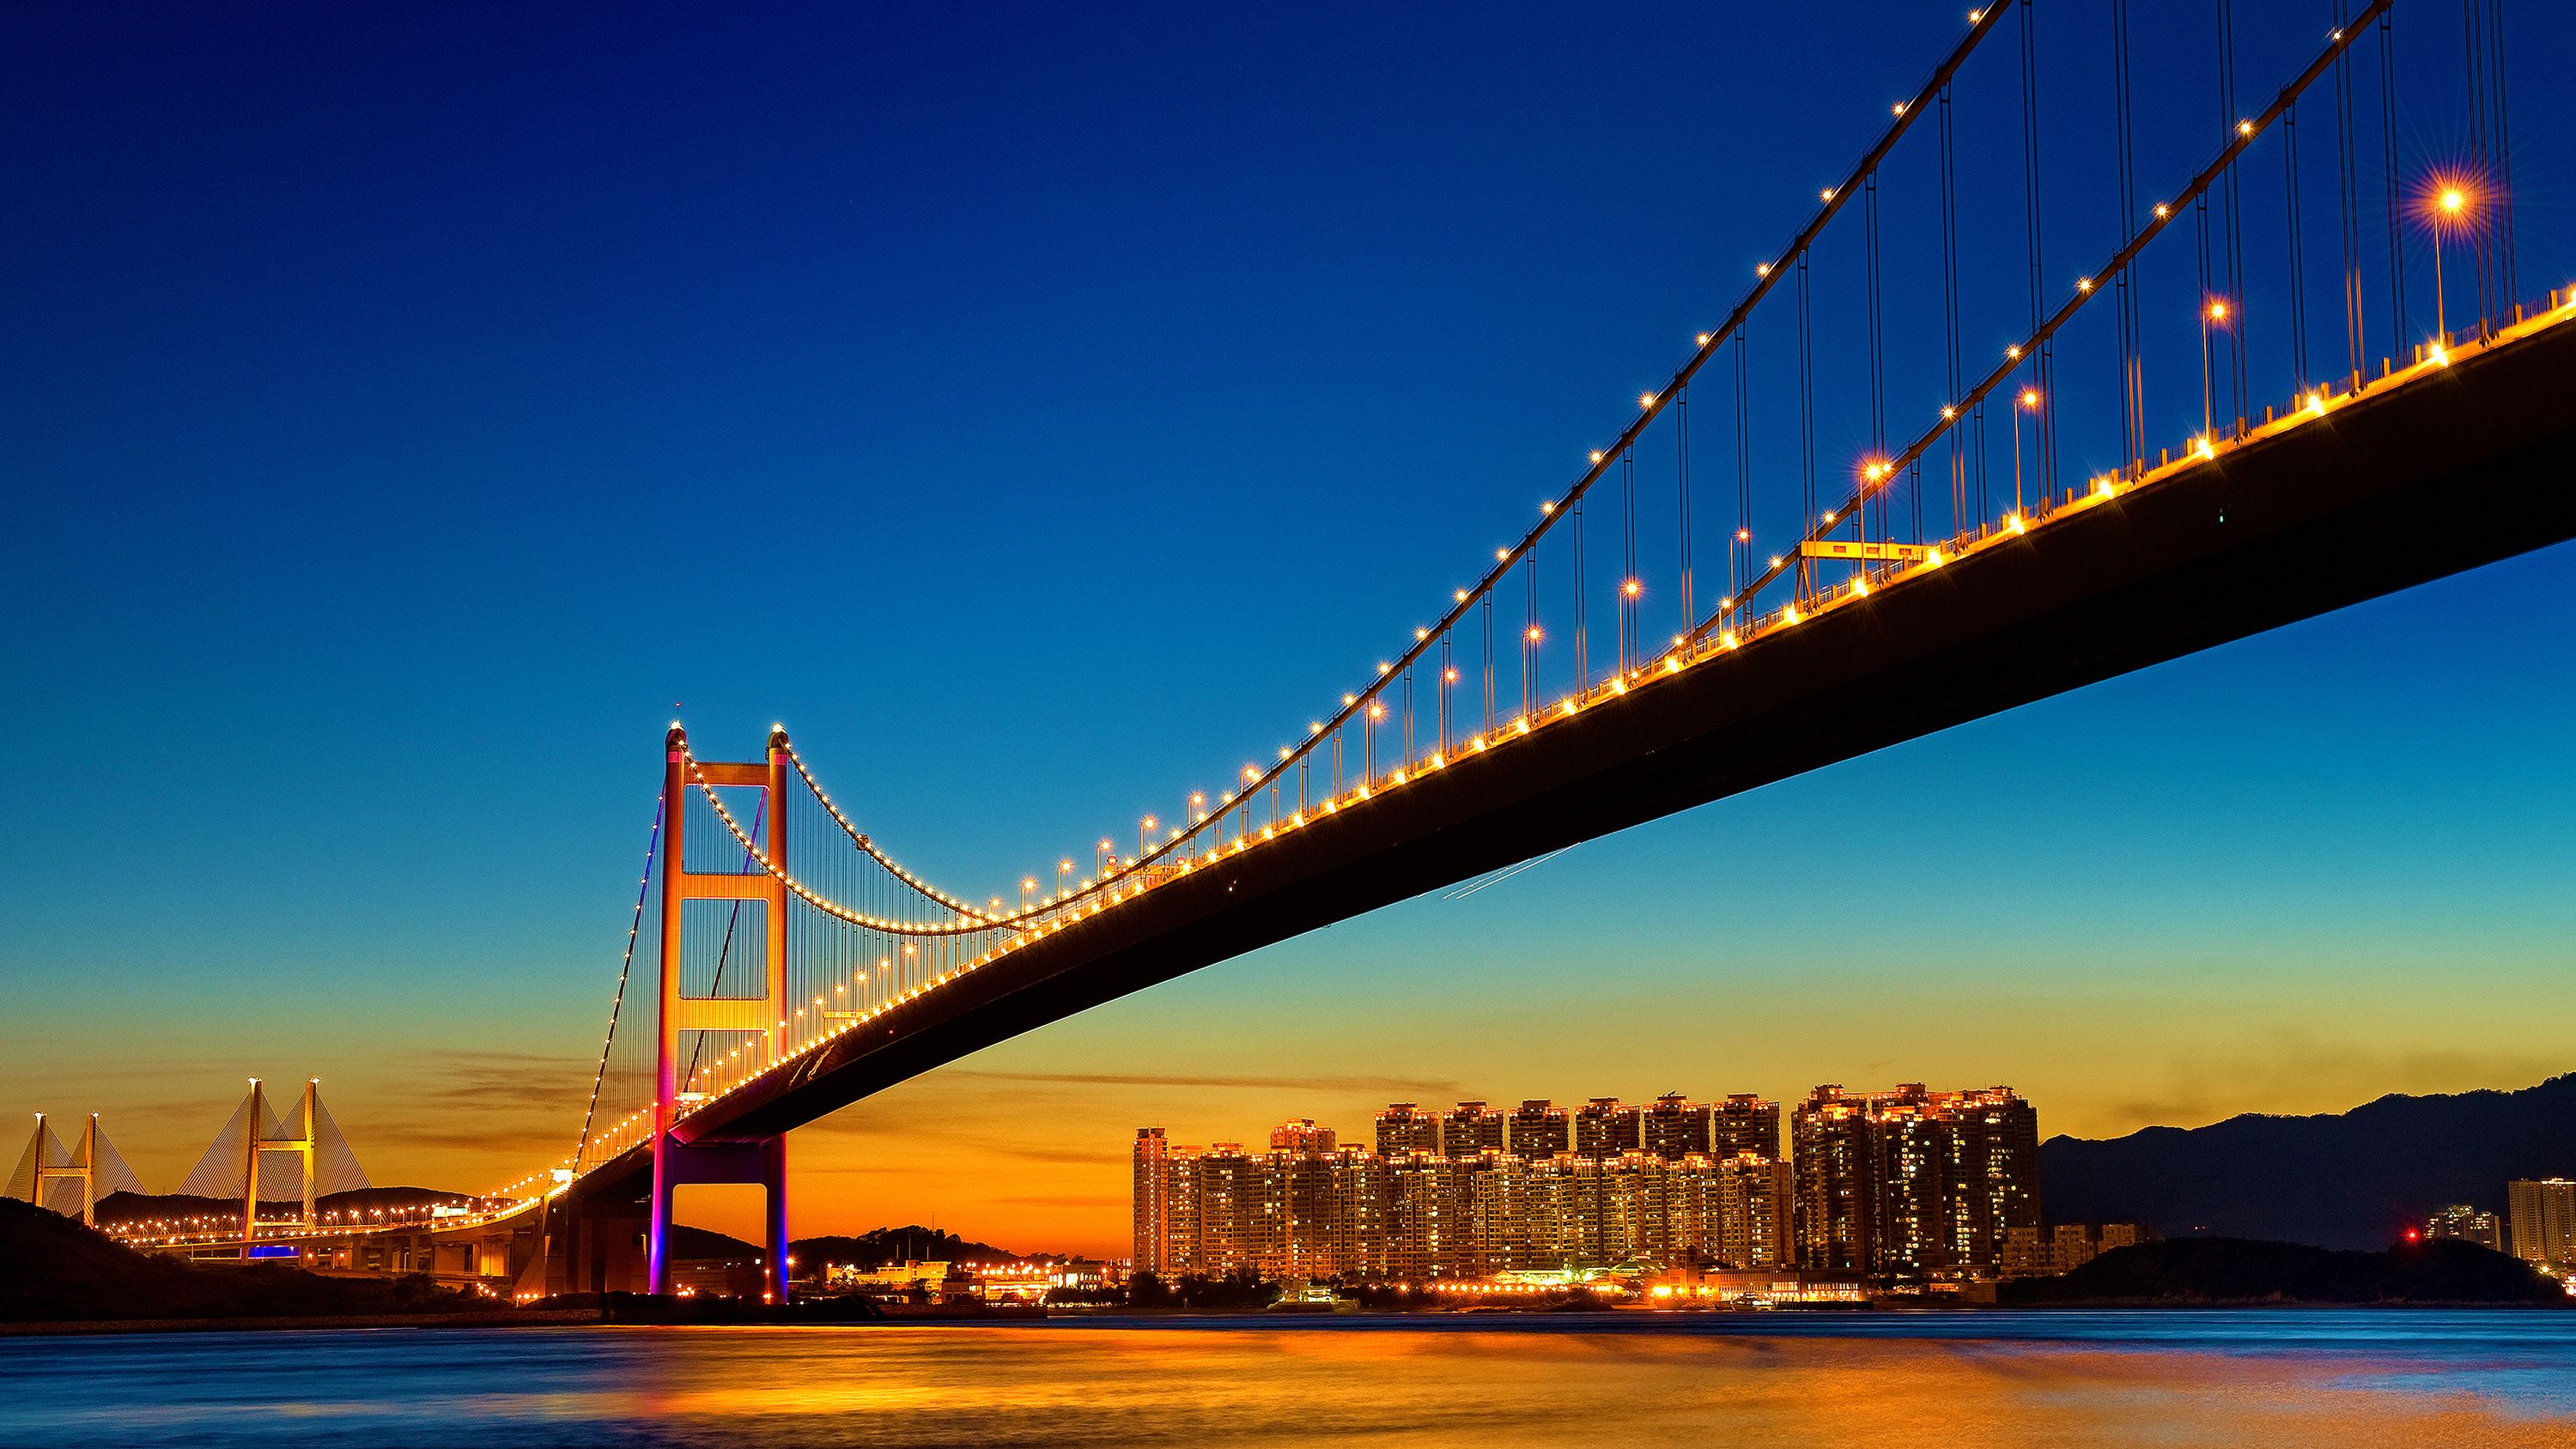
[647,724,791,1300]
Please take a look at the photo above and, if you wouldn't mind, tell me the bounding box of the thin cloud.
[993,1195,1127,1208]
[944,1070,1462,1095]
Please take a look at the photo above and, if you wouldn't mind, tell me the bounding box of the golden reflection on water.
[9,1316,2573,1447]
[556,1323,2562,1448]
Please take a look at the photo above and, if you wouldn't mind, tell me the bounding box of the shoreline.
[0,1308,600,1338]
[7,1300,2563,1338]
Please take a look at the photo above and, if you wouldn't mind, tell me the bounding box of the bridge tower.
[240,1078,319,1252]
[648,724,792,1300]
[176,1076,368,1254]
[12,1113,142,1227]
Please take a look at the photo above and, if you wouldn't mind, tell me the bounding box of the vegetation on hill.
[667,1224,763,1261]
[790,1224,1025,1267]
[2001,1236,2570,1306]
[0,1196,501,1324]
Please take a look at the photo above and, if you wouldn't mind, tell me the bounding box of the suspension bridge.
[39,0,2572,1300]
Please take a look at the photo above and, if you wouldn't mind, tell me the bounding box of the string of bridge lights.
[779,739,1008,926]
[685,756,1018,937]
[522,0,2567,1199]
[1685,0,2394,653]
[678,0,2454,1104]
[528,282,2576,1204]
[570,793,663,1173]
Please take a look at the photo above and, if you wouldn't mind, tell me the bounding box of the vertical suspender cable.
[1571,498,1587,691]
[2218,0,2247,433]
[1676,385,1693,634]
[1796,250,1815,603]
[1620,445,1637,674]
[1734,330,1752,620]
[2198,187,2217,437]
[1941,83,1965,524]
[2488,0,2512,305]
[2286,101,2309,388]
[1865,170,1886,547]
[1481,592,1494,735]
[2380,9,2407,350]
[1522,554,1537,719]
[2020,0,2053,498]
[2336,0,2365,388]
[2113,0,2142,476]
[1438,630,1452,753]
[2461,0,2490,331]
[1402,664,1414,769]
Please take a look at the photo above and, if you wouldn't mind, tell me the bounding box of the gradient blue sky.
[4,3,2570,1253]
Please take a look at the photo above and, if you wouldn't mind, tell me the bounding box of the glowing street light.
[2427,179,2476,344]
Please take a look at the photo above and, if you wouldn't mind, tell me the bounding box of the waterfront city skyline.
[7,1,2576,1261]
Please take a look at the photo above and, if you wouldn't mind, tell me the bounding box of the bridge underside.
[593,319,2574,1172]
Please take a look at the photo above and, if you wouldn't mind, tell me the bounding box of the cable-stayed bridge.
[76,0,2576,1299]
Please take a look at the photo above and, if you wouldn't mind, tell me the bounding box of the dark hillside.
[2044,1073,2576,1247]
[0,1197,497,1323]
[2002,1236,2567,1306]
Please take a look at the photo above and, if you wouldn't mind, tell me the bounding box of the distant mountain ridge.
[2043,1072,2576,1249]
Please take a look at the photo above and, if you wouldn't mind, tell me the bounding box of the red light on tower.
[2404,1228,2421,1242]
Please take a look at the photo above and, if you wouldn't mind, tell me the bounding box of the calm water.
[3,1311,2573,1447]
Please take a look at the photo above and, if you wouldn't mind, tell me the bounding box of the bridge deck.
[632,315,2576,1155]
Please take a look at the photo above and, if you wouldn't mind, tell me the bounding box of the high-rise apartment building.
[1194,1143,1261,1273]
[1712,1094,1782,1160]
[1388,1151,1497,1278]
[1574,1097,1643,1158]
[1792,1083,2038,1280]
[1871,1093,1951,1276]
[2424,1203,2503,1252]
[1270,1119,1336,1154]
[1713,1152,1795,1270]
[1942,1086,2041,1270]
[1439,1101,1506,1156]
[2508,1179,2576,1270]
[1642,1094,1713,1160]
[1376,1103,1441,1158]
[1792,1087,1877,1271]
[1506,1099,1571,1160]
[1133,1128,1172,1274]
[1138,1100,1800,1281]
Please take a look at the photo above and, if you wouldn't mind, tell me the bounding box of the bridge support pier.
[648,1136,788,1301]
[536,1175,649,1296]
